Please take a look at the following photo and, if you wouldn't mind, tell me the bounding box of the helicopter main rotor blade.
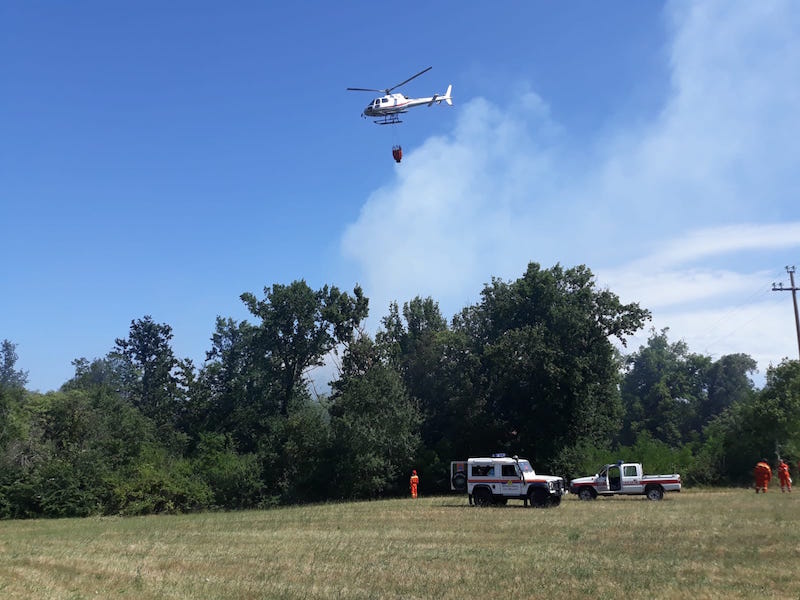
[387,66,432,93]
[347,87,386,93]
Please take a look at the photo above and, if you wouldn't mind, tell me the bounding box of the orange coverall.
[409,471,419,499]
[778,461,791,492]
[754,461,772,493]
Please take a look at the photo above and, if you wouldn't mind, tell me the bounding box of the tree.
[329,335,421,498]
[257,398,332,505]
[110,315,185,427]
[377,298,451,443]
[376,299,492,489]
[0,384,163,518]
[694,359,800,485]
[0,340,28,455]
[621,329,758,446]
[621,329,711,446]
[192,317,269,451]
[240,281,368,416]
[0,339,28,389]
[701,353,757,425]
[62,355,134,396]
[748,359,800,459]
[454,263,650,468]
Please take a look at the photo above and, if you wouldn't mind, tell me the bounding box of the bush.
[35,457,103,518]
[108,450,212,515]
[192,433,263,509]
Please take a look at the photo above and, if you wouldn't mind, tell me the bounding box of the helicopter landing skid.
[374,115,403,125]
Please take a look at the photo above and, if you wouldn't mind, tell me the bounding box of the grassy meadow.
[1,488,799,599]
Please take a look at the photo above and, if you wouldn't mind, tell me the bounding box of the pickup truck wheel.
[577,487,596,501]
[473,487,493,507]
[645,485,664,501]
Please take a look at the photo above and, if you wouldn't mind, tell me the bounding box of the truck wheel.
[645,485,664,501]
[473,487,493,507]
[529,488,550,508]
[578,487,596,501]
[451,472,467,492]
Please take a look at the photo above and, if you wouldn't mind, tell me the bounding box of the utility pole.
[772,265,800,360]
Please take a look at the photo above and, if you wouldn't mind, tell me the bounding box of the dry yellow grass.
[1,488,798,599]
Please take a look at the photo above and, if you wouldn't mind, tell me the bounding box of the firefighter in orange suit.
[754,459,772,493]
[778,459,792,492]
[410,470,419,499]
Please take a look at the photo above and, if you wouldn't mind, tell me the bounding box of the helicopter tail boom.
[426,85,453,107]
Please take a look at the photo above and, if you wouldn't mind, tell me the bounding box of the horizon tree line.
[1,262,799,518]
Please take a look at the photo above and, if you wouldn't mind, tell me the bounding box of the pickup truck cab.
[451,454,566,508]
[570,461,681,501]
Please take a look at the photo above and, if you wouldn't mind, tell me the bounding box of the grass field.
[1,488,799,599]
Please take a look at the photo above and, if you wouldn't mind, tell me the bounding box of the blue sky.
[3,1,799,392]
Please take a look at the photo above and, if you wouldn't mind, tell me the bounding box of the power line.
[772,265,800,360]
[692,270,783,352]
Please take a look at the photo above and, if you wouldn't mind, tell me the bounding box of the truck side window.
[501,465,517,477]
[623,465,637,477]
[471,465,494,477]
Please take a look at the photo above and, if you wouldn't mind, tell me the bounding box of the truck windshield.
[517,460,534,473]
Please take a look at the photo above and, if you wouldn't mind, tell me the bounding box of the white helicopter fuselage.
[362,85,452,118]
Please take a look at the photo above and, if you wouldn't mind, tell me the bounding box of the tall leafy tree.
[192,317,269,451]
[62,356,133,396]
[329,334,421,498]
[1,340,28,389]
[695,359,800,484]
[621,329,710,446]
[112,316,190,435]
[240,280,368,416]
[0,340,27,456]
[621,330,757,446]
[378,298,448,437]
[455,263,650,467]
[377,299,489,487]
[701,353,757,425]
[379,298,448,381]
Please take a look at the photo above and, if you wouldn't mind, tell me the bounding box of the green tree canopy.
[621,329,757,446]
[1,340,28,390]
[455,263,651,467]
[695,359,800,484]
[329,334,421,499]
[240,281,368,416]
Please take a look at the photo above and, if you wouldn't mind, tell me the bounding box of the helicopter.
[348,66,453,125]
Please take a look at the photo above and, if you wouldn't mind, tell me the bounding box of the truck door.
[621,464,643,493]
[499,464,522,497]
[450,461,467,492]
[608,464,622,491]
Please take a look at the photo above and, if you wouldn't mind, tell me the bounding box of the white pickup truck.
[450,454,567,507]
[570,461,681,501]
